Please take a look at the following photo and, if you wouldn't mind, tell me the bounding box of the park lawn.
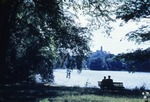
[38,86,144,102]
[0,84,147,102]
[40,94,143,102]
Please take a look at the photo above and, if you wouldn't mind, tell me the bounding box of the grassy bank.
[0,84,147,102]
[41,94,143,102]
[38,86,145,102]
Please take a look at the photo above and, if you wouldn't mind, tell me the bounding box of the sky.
[70,4,150,55]
[90,20,150,54]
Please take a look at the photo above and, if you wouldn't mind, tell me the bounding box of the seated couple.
[101,75,113,90]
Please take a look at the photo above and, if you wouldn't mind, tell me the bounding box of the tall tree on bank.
[0,0,117,84]
[115,0,150,70]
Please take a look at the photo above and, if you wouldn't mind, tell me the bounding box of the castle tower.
[100,46,103,51]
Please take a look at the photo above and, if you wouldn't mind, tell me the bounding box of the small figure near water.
[66,69,71,79]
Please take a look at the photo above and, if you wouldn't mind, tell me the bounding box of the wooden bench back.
[113,82,124,87]
[98,81,124,87]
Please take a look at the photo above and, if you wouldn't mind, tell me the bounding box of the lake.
[53,69,150,90]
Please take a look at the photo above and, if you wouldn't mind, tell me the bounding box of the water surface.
[54,69,150,89]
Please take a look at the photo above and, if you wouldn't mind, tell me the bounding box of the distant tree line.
[87,49,150,72]
[116,48,150,72]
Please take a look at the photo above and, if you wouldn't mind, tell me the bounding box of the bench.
[98,81,124,91]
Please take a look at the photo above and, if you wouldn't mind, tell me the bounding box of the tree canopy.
[1,0,149,83]
[115,0,150,70]
[0,0,117,84]
[116,0,150,43]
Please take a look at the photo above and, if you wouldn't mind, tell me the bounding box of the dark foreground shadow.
[0,83,147,102]
[0,83,58,102]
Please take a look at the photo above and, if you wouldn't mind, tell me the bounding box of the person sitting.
[101,76,107,90]
[106,75,113,89]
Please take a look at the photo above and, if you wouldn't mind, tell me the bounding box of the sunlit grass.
[40,94,143,102]
[38,86,146,102]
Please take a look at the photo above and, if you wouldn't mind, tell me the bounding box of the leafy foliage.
[116,0,150,44]
[116,0,150,22]
[62,0,117,34]
[5,0,93,83]
[0,0,99,83]
[115,0,150,71]
[0,0,122,83]
[125,25,150,44]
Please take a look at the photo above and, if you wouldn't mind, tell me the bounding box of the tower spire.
[101,46,103,51]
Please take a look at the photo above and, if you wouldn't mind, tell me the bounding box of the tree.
[116,0,150,21]
[0,0,118,84]
[115,0,150,71]
[116,0,150,43]
[0,0,22,83]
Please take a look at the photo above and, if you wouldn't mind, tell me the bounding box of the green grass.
[40,94,143,102]
[38,86,145,102]
[0,84,147,102]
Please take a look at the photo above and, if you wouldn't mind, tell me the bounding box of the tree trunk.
[0,0,14,83]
